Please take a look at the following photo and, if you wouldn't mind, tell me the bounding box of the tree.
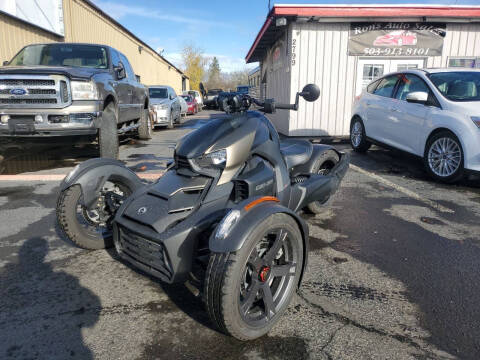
[181,44,207,91]
[206,57,222,89]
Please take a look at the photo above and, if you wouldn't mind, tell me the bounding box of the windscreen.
[429,72,480,102]
[9,44,108,69]
[149,88,168,99]
[181,95,192,102]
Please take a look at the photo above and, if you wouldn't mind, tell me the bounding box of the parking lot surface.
[0,110,479,359]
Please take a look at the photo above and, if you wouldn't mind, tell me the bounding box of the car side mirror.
[406,91,428,104]
[135,74,141,83]
[169,94,174,100]
[2,61,9,66]
[115,64,126,80]
[300,84,320,102]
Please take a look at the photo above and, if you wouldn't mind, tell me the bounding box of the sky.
[91,0,480,73]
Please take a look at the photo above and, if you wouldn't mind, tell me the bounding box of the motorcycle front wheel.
[204,213,303,340]
[56,180,131,250]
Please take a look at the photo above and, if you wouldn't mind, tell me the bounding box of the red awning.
[246,5,480,63]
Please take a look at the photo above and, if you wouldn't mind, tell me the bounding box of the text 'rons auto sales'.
[349,23,446,56]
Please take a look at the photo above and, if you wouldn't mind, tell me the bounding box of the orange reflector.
[244,196,279,211]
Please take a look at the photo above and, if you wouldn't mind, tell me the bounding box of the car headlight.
[193,149,227,169]
[155,104,168,110]
[71,81,98,100]
[471,116,480,129]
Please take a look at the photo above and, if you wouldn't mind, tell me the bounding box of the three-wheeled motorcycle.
[56,84,349,340]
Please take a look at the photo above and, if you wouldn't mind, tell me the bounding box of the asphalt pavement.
[0,110,479,359]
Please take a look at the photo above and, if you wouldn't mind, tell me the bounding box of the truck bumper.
[0,100,102,137]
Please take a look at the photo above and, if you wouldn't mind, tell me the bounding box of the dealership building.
[0,0,189,94]
[246,4,480,136]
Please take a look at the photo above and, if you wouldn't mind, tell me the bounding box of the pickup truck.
[0,43,151,158]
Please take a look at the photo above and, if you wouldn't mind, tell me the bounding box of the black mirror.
[199,82,206,97]
[115,64,126,80]
[2,61,9,66]
[135,74,141,83]
[300,84,320,102]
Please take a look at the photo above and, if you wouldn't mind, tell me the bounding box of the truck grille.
[0,75,71,108]
[117,226,173,282]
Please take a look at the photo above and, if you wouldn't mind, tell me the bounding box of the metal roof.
[246,4,480,63]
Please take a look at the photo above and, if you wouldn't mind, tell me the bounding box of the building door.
[356,58,425,95]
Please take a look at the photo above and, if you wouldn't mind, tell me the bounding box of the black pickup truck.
[0,43,151,158]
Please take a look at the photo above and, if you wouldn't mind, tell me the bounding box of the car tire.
[350,117,371,153]
[305,150,340,214]
[99,102,119,159]
[138,108,152,140]
[204,213,303,341]
[424,130,465,183]
[57,182,131,250]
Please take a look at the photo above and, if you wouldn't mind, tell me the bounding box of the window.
[110,49,120,67]
[395,74,431,101]
[367,79,381,93]
[149,88,168,99]
[373,75,399,98]
[448,57,480,68]
[119,53,135,80]
[363,64,384,83]
[9,44,108,69]
[429,72,480,102]
[396,64,419,72]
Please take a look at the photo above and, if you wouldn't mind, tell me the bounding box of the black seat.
[279,139,313,169]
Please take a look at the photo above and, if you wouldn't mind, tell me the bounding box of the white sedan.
[351,68,480,183]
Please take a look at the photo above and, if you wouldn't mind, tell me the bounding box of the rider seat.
[279,139,313,169]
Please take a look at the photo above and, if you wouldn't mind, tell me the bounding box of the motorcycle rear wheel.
[204,213,303,340]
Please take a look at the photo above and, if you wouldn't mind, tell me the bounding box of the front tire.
[204,213,303,341]
[350,117,371,153]
[306,150,340,214]
[424,131,464,183]
[138,108,152,140]
[99,103,119,159]
[56,181,131,250]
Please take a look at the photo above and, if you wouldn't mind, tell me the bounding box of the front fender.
[60,158,144,208]
[209,197,309,286]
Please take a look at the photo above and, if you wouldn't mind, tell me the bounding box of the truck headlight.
[194,149,227,169]
[71,81,98,100]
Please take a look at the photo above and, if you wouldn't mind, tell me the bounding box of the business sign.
[0,0,64,36]
[349,23,446,57]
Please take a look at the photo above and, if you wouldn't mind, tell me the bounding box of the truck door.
[118,53,137,121]
[110,50,131,123]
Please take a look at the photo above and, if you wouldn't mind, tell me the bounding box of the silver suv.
[149,86,181,128]
[0,43,151,158]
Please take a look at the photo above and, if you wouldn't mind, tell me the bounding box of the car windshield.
[429,72,480,102]
[181,95,192,101]
[9,44,109,69]
[149,88,168,99]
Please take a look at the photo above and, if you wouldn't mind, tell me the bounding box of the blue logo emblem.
[10,88,27,95]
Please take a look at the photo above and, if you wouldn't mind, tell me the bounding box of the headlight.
[471,116,480,128]
[155,104,168,110]
[194,149,227,169]
[215,210,241,241]
[71,81,98,100]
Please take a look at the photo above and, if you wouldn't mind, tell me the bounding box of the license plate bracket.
[8,117,35,135]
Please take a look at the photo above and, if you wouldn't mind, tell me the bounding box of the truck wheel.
[305,150,340,214]
[204,213,303,341]
[99,103,119,159]
[138,108,152,140]
[57,181,131,250]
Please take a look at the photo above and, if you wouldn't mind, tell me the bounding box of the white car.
[177,95,188,117]
[351,68,480,183]
[183,90,203,110]
[149,86,181,128]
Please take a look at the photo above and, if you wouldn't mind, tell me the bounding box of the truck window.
[110,49,120,68]
[119,53,135,80]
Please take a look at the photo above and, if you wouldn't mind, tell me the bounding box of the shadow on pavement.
[0,237,101,359]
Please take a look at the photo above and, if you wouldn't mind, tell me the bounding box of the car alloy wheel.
[427,137,462,178]
[351,121,363,148]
